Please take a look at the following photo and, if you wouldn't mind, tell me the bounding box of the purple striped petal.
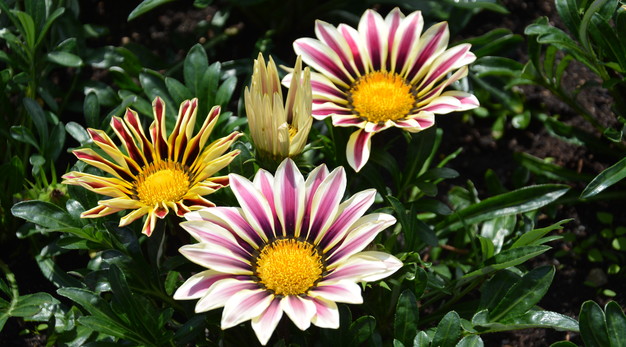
[391,10,424,75]
[317,189,376,249]
[346,128,374,172]
[315,20,359,76]
[394,113,435,132]
[251,298,283,345]
[325,213,396,264]
[221,289,274,329]
[179,244,252,275]
[313,102,354,120]
[326,251,402,282]
[309,281,363,304]
[305,167,346,242]
[180,220,251,258]
[300,164,329,234]
[173,270,233,300]
[310,297,339,329]
[439,90,480,111]
[280,295,316,331]
[229,173,276,240]
[194,278,259,312]
[418,44,475,90]
[385,7,404,47]
[294,38,353,88]
[186,207,264,247]
[407,22,450,83]
[330,113,364,127]
[358,9,387,71]
[273,159,305,237]
[338,23,367,74]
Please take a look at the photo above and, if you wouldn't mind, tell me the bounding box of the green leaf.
[413,331,431,347]
[215,76,237,107]
[35,7,65,47]
[605,301,626,347]
[555,0,581,36]
[65,121,90,145]
[579,301,610,347]
[456,335,484,347]
[165,77,193,104]
[512,219,571,248]
[473,309,578,332]
[47,51,83,67]
[46,121,66,161]
[479,270,522,312]
[348,315,376,346]
[463,246,551,281]
[23,97,48,143]
[515,152,592,182]
[489,266,555,322]
[477,235,495,261]
[83,92,100,128]
[437,185,569,234]
[128,0,177,21]
[431,311,461,347]
[581,156,626,199]
[13,10,36,48]
[11,200,78,232]
[10,126,40,151]
[184,44,208,95]
[394,290,418,345]
[550,342,578,347]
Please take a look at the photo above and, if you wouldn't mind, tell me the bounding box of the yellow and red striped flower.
[62,97,241,236]
[174,159,402,345]
[285,7,479,171]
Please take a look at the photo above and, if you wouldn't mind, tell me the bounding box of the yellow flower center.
[135,161,190,206]
[255,239,324,296]
[288,125,298,141]
[349,71,416,123]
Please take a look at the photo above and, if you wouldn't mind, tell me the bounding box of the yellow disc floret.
[255,239,324,296]
[135,161,190,206]
[349,71,415,123]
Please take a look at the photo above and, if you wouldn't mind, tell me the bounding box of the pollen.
[135,161,191,207]
[349,71,416,123]
[255,239,324,296]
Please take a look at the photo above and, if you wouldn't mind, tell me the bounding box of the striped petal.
[315,20,360,77]
[309,281,363,304]
[178,243,252,275]
[326,251,403,282]
[273,159,306,238]
[195,278,259,312]
[346,128,374,172]
[305,167,346,242]
[317,189,376,250]
[251,298,283,345]
[173,270,233,300]
[180,220,250,258]
[280,295,316,331]
[310,297,340,329]
[221,289,274,329]
[294,38,353,88]
[358,9,388,71]
[229,173,276,240]
[186,207,264,247]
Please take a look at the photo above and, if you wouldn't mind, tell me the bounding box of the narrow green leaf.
[394,290,418,345]
[474,309,578,332]
[13,10,36,48]
[512,219,571,248]
[605,301,626,347]
[128,0,177,21]
[579,301,610,347]
[489,266,555,322]
[10,126,40,151]
[437,185,569,234]
[35,7,65,47]
[165,77,193,104]
[65,121,90,145]
[431,311,461,347]
[46,121,66,161]
[581,156,626,199]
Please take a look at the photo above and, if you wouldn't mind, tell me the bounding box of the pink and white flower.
[174,159,402,345]
[285,7,479,171]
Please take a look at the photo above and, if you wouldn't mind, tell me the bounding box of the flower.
[244,53,312,163]
[62,97,241,236]
[174,159,402,345]
[286,7,479,171]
